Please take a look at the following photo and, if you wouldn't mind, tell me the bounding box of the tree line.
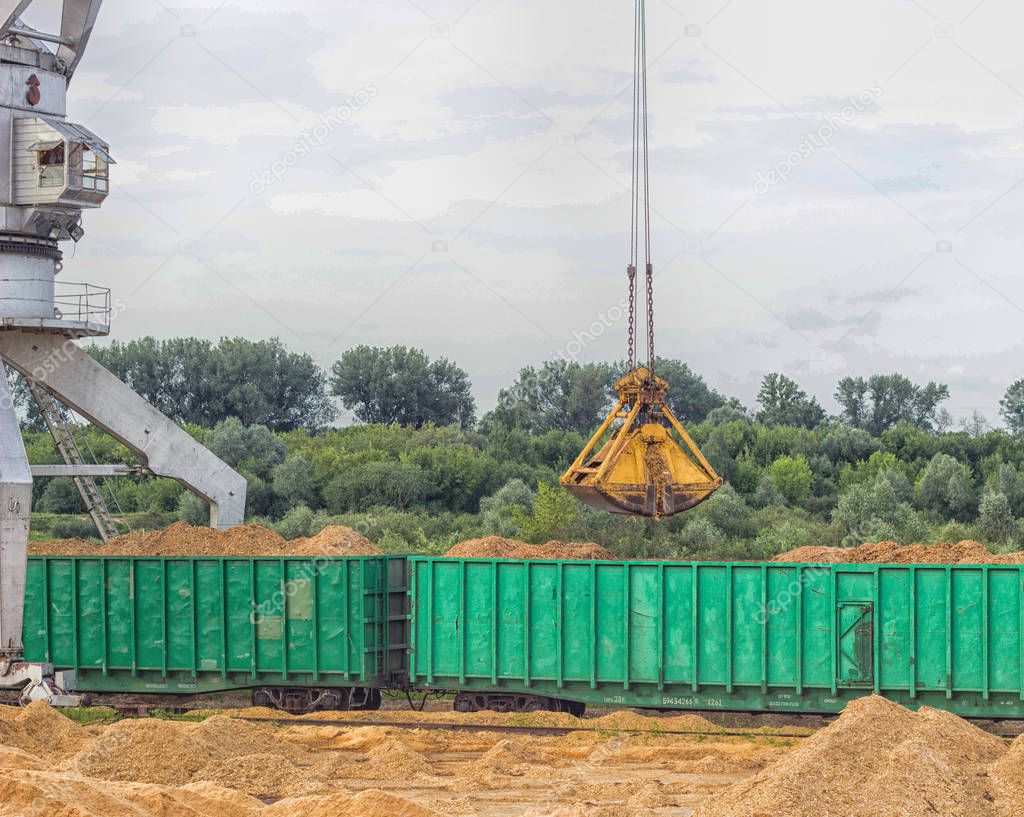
[18,338,1024,557]
[14,336,1021,437]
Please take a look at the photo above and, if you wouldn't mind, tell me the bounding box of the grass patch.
[60,706,119,725]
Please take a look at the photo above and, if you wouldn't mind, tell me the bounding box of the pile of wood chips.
[774,539,1024,564]
[29,522,381,557]
[444,535,615,560]
[695,695,1017,817]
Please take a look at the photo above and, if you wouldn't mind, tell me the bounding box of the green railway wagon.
[409,558,1024,718]
[23,555,407,712]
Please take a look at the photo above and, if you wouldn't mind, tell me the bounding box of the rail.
[53,281,111,326]
[0,279,111,328]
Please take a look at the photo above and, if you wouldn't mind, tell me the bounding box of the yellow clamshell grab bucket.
[560,367,723,518]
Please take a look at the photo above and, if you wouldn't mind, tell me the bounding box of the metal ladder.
[27,379,119,541]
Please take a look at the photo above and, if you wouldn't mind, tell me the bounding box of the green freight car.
[409,558,1024,718]
[23,555,407,712]
[21,554,1024,718]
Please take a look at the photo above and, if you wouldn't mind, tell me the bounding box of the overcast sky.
[28,0,1024,425]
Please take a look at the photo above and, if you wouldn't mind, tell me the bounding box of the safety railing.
[53,281,111,327]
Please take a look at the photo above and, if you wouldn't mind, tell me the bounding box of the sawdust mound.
[0,744,49,770]
[30,521,381,557]
[356,737,431,778]
[68,713,309,785]
[172,782,265,817]
[445,536,614,560]
[694,695,1005,817]
[444,536,522,558]
[589,710,719,732]
[67,718,211,784]
[193,753,325,799]
[0,700,89,761]
[511,541,615,560]
[264,789,443,817]
[189,714,304,760]
[287,524,381,556]
[774,540,1021,565]
[990,733,1024,816]
[469,738,539,779]
[0,768,266,817]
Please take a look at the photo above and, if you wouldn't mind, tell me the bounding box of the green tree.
[479,478,533,537]
[515,482,583,543]
[833,474,927,545]
[978,491,1016,545]
[486,360,615,434]
[916,453,975,520]
[756,373,826,429]
[91,337,335,431]
[204,418,287,481]
[322,461,430,512]
[330,345,475,428]
[35,478,81,514]
[1000,379,1024,437]
[834,374,949,434]
[272,454,318,509]
[767,454,814,505]
[637,357,725,422]
[988,463,1024,517]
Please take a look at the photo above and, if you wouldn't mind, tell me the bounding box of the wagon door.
[836,601,874,687]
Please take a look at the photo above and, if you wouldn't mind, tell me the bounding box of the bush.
[916,453,975,520]
[479,478,533,537]
[272,455,318,509]
[978,491,1017,545]
[514,482,582,544]
[767,455,813,505]
[177,491,208,525]
[50,517,99,540]
[36,479,82,514]
[677,518,727,552]
[753,520,815,556]
[323,461,431,512]
[833,475,929,545]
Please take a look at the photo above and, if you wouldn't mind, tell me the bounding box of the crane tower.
[0,0,247,698]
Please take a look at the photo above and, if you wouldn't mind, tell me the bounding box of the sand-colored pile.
[467,738,540,783]
[193,753,328,799]
[66,712,306,785]
[694,695,1007,817]
[0,770,267,817]
[352,737,432,779]
[445,536,615,560]
[0,699,89,761]
[774,539,1024,565]
[29,521,381,558]
[286,525,381,556]
[263,790,443,817]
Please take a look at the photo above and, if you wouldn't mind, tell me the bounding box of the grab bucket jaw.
[559,367,723,518]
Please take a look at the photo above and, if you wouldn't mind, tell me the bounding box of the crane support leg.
[0,332,246,529]
[0,363,30,657]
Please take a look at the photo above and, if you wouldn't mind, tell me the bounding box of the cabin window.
[80,146,108,192]
[36,141,64,188]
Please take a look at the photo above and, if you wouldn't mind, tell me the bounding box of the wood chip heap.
[695,695,1015,817]
[29,521,381,557]
[775,539,1024,565]
[444,536,615,560]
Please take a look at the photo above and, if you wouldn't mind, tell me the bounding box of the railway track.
[234,715,816,741]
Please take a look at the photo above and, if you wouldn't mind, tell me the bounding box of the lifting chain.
[627,264,637,369]
[627,0,655,375]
